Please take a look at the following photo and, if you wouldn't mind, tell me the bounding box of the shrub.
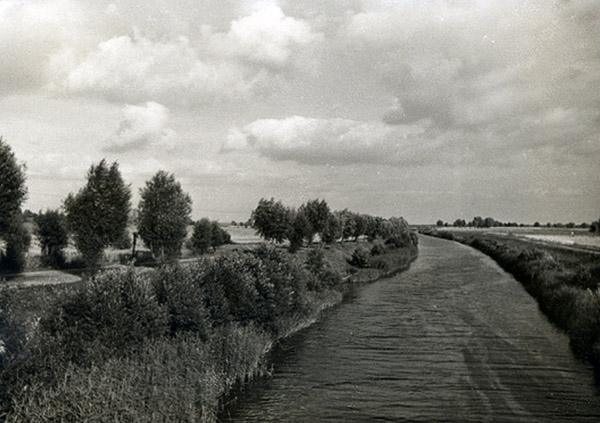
[370,239,387,256]
[153,264,210,339]
[349,247,370,268]
[39,269,168,366]
[305,248,326,274]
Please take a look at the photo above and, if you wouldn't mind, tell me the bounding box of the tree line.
[0,137,230,277]
[250,197,417,252]
[436,216,597,230]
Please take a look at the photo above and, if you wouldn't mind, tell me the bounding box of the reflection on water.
[222,236,600,422]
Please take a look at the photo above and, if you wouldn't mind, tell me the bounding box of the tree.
[300,199,330,244]
[188,219,231,255]
[321,213,342,244]
[34,209,69,268]
[189,218,213,254]
[436,220,444,227]
[210,221,231,249]
[287,208,312,252]
[352,213,367,241]
[251,198,290,243]
[0,214,31,277]
[64,160,131,272]
[0,137,27,237]
[137,171,192,263]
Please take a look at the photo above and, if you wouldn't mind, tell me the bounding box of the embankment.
[421,229,600,377]
[0,239,417,422]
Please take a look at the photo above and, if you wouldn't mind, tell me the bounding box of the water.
[222,236,600,422]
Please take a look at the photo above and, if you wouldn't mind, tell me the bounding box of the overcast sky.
[1,0,598,224]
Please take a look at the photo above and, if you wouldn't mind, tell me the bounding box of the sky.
[1,0,599,224]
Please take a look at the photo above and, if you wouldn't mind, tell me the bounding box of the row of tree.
[251,197,416,252]
[0,137,231,276]
[436,217,595,230]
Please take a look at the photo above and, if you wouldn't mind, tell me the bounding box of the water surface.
[223,236,600,422]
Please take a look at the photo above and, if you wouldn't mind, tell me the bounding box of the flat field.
[435,226,600,250]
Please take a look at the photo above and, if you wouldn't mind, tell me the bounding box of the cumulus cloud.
[0,0,322,105]
[62,33,261,105]
[104,102,176,153]
[222,116,433,165]
[209,1,320,67]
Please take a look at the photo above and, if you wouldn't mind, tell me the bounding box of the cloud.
[209,1,320,67]
[103,102,176,153]
[0,0,86,95]
[222,116,433,165]
[61,32,263,105]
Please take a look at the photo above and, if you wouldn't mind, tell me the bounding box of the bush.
[39,269,168,366]
[370,239,387,256]
[305,248,326,274]
[349,247,370,268]
[153,264,211,339]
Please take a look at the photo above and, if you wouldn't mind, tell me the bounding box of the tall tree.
[64,160,131,272]
[251,198,290,243]
[137,171,192,263]
[0,137,27,237]
[300,199,330,244]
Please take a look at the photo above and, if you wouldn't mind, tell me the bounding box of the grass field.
[431,226,600,250]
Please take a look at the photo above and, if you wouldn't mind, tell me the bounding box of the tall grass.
[0,240,418,421]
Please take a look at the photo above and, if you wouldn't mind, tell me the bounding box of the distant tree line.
[436,216,594,230]
[250,197,417,252]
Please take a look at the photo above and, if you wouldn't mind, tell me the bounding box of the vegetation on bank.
[421,228,600,370]
[0,229,418,421]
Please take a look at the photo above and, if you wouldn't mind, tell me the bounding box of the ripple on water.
[224,236,600,422]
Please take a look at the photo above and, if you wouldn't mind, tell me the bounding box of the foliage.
[321,213,342,244]
[34,209,68,268]
[0,137,27,237]
[0,235,419,421]
[0,215,31,277]
[349,247,371,268]
[299,199,330,243]
[153,264,210,338]
[189,218,213,254]
[137,171,192,263]
[189,218,231,254]
[251,198,290,243]
[39,269,168,366]
[64,160,131,271]
[287,208,312,252]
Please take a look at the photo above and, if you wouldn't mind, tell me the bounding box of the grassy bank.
[421,228,600,372]
[0,239,417,422]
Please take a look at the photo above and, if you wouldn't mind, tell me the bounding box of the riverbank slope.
[0,238,417,422]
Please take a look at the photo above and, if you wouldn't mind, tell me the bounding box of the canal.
[222,235,600,422]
